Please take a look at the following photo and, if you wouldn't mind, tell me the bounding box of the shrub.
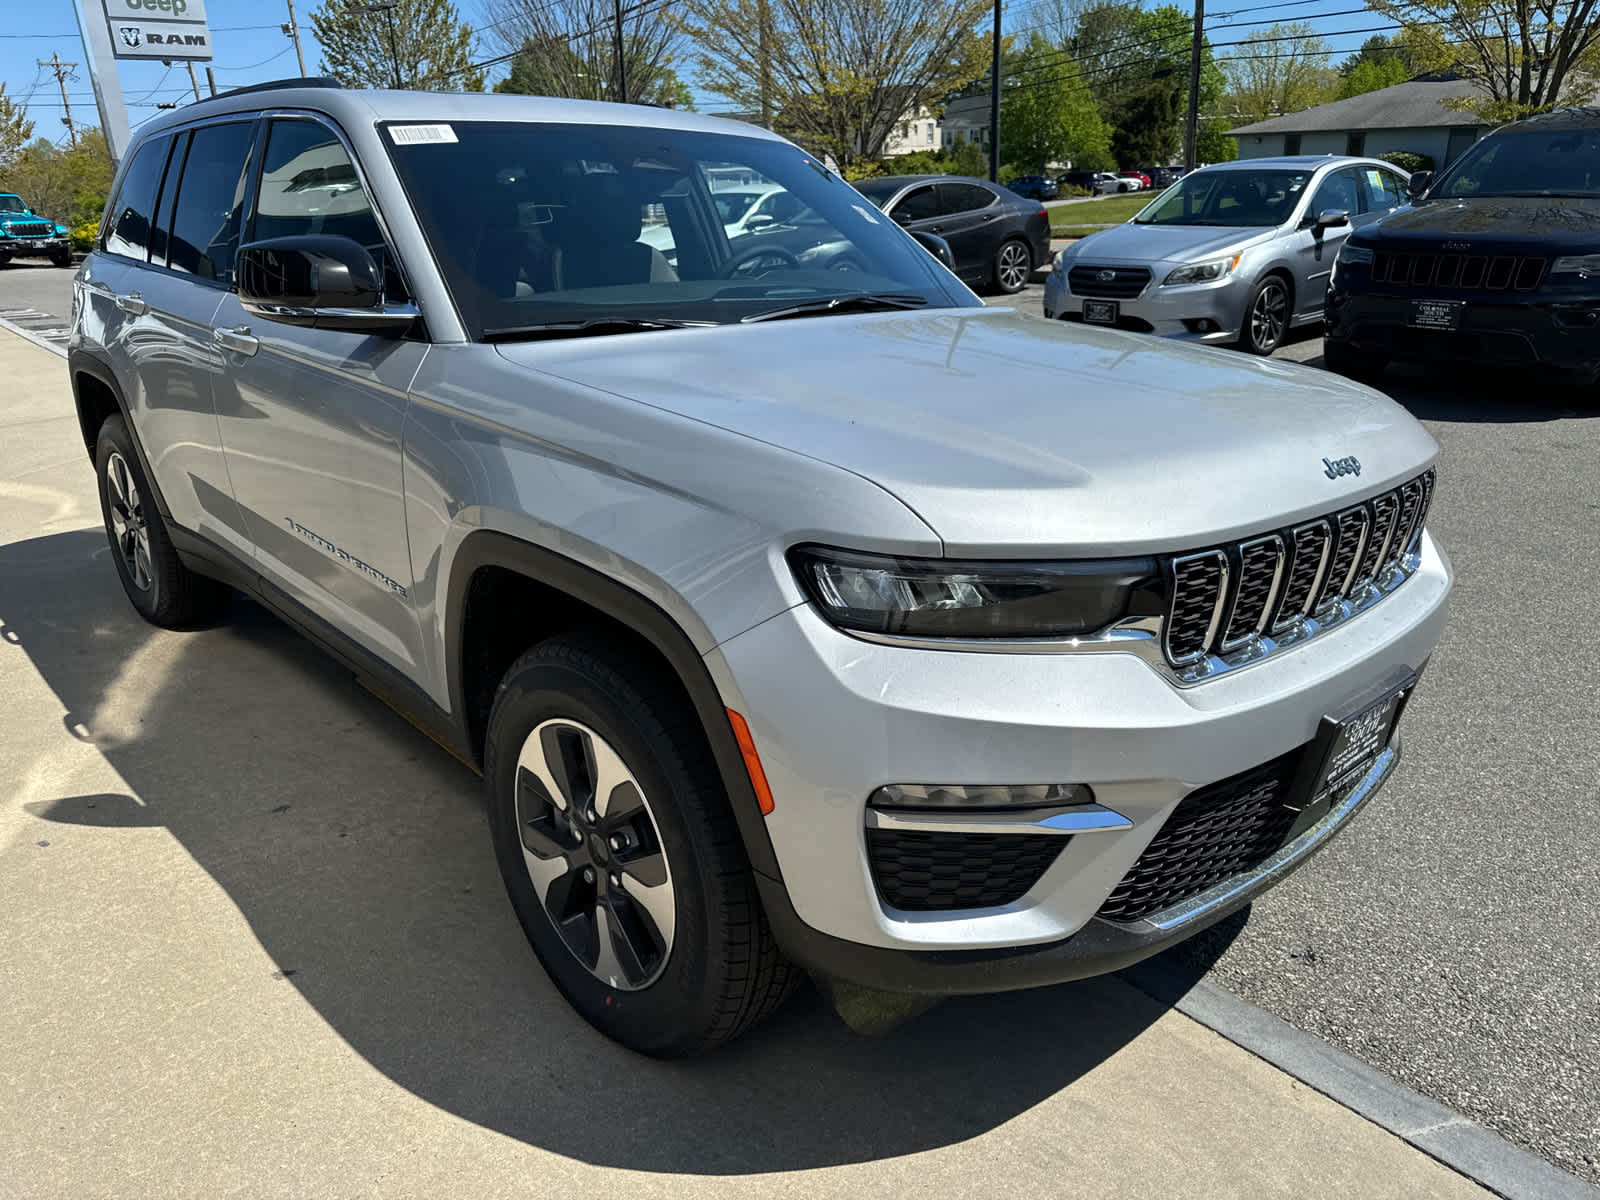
[1055,184,1090,197]
[1378,151,1435,174]
[69,217,99,252]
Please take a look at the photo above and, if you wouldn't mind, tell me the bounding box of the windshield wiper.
[740,293,929,323]
[483,318,714,343]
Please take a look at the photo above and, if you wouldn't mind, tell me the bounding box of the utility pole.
[612,0,628,103]
[757,0,773,129]
[1183,0,1204,171]
[39,53,79,147]
[988,0,1001,183]
[360,2,403,88]
[205,66,218,97]
[283,0,308,77]
[185,61,202,102]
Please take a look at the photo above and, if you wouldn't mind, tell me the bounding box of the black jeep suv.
[1323,108,1600,384]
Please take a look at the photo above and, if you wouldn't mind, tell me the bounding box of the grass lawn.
[1048,193,1150,234]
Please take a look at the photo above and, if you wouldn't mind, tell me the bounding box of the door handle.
[114,292,147,316]
[213,325,259,356]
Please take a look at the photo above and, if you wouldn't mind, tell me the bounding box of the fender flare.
[68,347,174,520]
[443,529,785,882]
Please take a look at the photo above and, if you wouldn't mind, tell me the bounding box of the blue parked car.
[0,192,73,267]
[1008,175,1059,201]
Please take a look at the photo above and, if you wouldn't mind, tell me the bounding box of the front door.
[1293,166,1362,317]
[210,114,429,679]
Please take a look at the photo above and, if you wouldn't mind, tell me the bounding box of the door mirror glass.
[237,235,415,332]
[1407,170,1434,201]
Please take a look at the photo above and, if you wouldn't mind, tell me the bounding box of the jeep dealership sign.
[102,0,212,60]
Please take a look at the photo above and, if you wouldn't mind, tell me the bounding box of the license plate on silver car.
[1083,299,1118,325]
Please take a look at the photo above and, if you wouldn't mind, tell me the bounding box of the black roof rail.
[207,77,342,102]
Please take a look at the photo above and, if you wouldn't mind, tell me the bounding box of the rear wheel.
[1238,275,1290,356]
[993,239,1032,294]
[485,634,797,1056]
[94,414,230,628]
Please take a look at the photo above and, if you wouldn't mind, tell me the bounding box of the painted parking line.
[0,307,70,357]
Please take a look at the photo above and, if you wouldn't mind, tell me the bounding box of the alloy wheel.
[1251,280,1288,353]
[513,718,676,991]
[105,451,153,592]
[997,242,1031,292]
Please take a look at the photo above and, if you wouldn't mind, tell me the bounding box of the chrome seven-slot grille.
[1162,470,1434,667]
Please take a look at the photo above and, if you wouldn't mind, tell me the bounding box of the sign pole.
[71,0,133,164]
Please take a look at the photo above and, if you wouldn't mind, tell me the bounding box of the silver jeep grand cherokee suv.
[68,81,1451,1056]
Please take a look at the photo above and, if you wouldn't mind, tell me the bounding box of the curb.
[1121,958,1600,1200]
[0,313,68,358]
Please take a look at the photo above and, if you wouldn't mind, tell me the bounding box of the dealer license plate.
[1298,674,1415,811]
[1409,299,1462,331]
[1083,299,1118,325]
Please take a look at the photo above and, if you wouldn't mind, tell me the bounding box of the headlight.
[1162,255,1241,286]
[788,545,1161,639]
[1338,244,1374,266]
[1051,249,1069,274]
[55,224,68,236]
[1552,254,1600,277]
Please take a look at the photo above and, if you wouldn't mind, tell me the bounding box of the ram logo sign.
[102,0,212,60]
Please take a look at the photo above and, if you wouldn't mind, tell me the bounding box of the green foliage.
[1111,76,1181,164]
[1000,32,1113,174]
[0,83,34,170]
[948,133,988,177]
[485,0,683,106]
[0,130,114,230]
[1368,0,1600,118]
[1195,118,1237,163]
[1378,150,1435,173]
[1336,57,1410,100]
[673,0,994,167]
[1338,34,1421,77]
[1222,22,1336,124]
[310,0,485,90]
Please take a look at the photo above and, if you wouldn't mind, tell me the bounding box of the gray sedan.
[1043,156,1413,354]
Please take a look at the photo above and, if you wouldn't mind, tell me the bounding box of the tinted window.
[894,185,940,221]
[253,119,406,298]
[1437,126,1600,198]
[104,134,172,260]
[939,183,995,214]
[165,121,255,283]
[1310,167,1363,218]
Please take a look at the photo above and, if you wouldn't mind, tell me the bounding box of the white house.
[1227,76,1491,168]
[938,94,992,150]
[882,106,942,156]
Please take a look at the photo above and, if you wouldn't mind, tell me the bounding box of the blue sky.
[0,0,1399,147]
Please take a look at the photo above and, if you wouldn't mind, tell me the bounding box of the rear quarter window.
[103,134,173,261]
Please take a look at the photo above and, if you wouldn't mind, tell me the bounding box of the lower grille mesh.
[1097,750,1303,922]
[867,829,1065,911]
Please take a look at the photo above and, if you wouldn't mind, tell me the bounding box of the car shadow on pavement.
[2,528,1240,1175]
[1315,357,1600,423]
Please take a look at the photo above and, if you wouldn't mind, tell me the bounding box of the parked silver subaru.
[69,84,1449,1056]
[1044,156,1413,354]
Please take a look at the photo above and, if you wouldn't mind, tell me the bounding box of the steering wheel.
[718,242,801,279]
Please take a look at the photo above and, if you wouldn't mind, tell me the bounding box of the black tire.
[485,634,798,1057]
[1322,338,1385,382]
[992,238,1032,294]
[94,414,230,628]
[52,249,73,268]
[1237,274,1291,356]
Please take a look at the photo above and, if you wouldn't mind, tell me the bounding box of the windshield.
[1134,169,1313,227]
[384,124,972,340]
[1435,127,1600,198]
[0,196,27,213]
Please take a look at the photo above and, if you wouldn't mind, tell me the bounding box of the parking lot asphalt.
[5,261,1599,1187]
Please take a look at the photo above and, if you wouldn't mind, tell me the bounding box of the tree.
[1337,56,1411,98]
[1195,117,1237,163]
[0,83,35,171]
[0,130,113,224]
[310,0,485,91]
[1000,32,1113,171]
[673,0,994,167]
[1368,0,1600,120]
[949,133,987,176]
[1338,33,1420,76]
[486,0,682,105]
[1112,75,1182,163]
[1222,22,1336,123]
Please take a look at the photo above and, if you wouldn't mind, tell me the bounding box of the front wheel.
[992,239,1032,294]
[1238,275,1290,356]
[51,249,72,268]
[484,634,797,1056]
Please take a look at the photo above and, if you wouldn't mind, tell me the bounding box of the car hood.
[494,308,1437,556]
[1066,222,1276,265]
[1363,196,1600,246]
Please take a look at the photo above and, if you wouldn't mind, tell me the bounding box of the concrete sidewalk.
[0,326,1489,1198]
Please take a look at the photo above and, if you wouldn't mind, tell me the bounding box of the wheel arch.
[443,530,785,881]
[68,348,173,520]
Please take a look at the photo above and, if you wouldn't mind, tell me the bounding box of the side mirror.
[1312,208,1350,238]
[237,235,416,333]
[909,230,954,268]
[744,211,776,229]
[890,209,915,226]
[1407,170,1434,201]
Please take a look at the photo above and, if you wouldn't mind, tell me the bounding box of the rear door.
[934,183,1005,278]
[210,114,429,678]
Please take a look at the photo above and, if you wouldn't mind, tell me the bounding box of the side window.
[103,134,172,261]
[1384,170,1410,205]
[252,118,407,298]
[1310,167,1363,219]
[939,183,996,215]
[893,185,939,222]
[165,121,256,284]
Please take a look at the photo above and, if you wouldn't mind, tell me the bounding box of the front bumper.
[710,533,1451,988]
[0,235,69,256]
[1326,284,1600,372]
[1042,266,1248,342]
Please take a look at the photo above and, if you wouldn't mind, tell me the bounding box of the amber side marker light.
[726,708,776,815]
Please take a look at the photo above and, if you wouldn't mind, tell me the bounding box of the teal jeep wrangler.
[0,193,72,267]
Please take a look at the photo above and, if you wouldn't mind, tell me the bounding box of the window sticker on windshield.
[852,203,880,224]
[389,124,458,145]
